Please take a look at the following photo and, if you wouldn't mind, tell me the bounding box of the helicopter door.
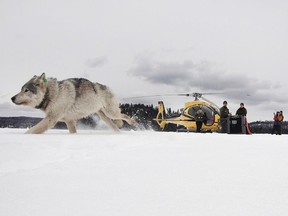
[187,105,215,126]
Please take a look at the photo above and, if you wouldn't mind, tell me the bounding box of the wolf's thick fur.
[11,73,135,134]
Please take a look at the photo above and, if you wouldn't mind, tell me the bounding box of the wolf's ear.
[40,73,46,80]
[40,73,47,83]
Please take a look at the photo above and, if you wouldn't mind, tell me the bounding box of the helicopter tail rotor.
[154,101,167,129]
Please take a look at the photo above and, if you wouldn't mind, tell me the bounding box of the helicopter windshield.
[209,104,220,115]
[187,105,215,126]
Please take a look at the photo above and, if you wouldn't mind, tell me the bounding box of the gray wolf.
[11,73,136,134]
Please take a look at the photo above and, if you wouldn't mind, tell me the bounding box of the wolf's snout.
[11,96,16,103]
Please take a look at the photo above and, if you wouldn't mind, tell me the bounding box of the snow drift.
[0,128,288,216]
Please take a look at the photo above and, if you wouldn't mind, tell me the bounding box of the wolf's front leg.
[25,117,58,134]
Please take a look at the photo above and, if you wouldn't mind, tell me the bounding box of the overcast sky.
[1,0,288,121]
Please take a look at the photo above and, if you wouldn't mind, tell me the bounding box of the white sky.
[1,0,288,121]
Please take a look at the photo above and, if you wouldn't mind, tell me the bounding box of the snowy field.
[0,128,288,216]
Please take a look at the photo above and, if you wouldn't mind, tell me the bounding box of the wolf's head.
[11,73,48,108]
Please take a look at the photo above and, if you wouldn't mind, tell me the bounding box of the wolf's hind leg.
[119,114,136,126]
[102,109,136,127]
[100,104,136,128]
[98,110,120,132]
[113,119,123,128]
[65,120,77,133]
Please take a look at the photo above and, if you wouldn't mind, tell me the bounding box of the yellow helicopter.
[154,93,221,132]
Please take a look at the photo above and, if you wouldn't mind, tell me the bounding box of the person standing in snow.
[272,111,283,135]
[280,111,284,121]
[236,102,252,134]
[219,100,230,133]
[236,103,247,116]
[279,111,284,134]
[195,107,205,132]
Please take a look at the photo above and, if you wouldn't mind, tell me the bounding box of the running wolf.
[11,73,136,134]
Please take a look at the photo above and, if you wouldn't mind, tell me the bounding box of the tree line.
[249,121,288,134]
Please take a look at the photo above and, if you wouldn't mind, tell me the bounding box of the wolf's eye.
[24,89,29,92]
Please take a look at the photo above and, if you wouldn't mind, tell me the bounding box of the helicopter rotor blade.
[201,96,221,109]
[122,92,224,100]
[177,92,223,96]
[122,94,181,100]
[177,92,223,101]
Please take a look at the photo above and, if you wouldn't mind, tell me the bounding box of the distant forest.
[0,103,286,134]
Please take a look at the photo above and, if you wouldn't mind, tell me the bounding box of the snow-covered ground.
[0,128,288,216]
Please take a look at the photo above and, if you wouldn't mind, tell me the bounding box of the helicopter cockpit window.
[187,105,215,126]
[187,107,198,118]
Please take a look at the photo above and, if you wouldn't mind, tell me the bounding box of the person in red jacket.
[272,112,283,135]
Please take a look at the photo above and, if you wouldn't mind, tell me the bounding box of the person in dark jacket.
[236,103,247,116]
[279,111,284,134]
[280,111,284,121]
[219,100,230,133]
[195,107,205,132]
